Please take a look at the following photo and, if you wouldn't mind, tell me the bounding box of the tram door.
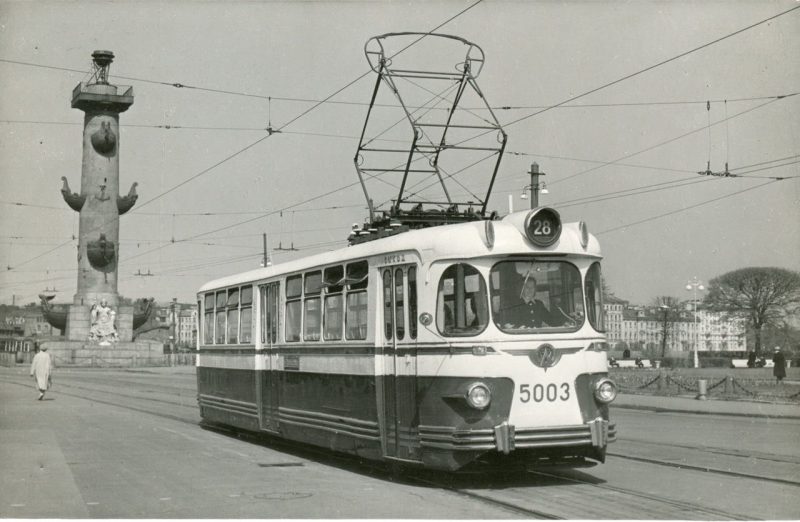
[258,282,280,432]
[381,265,420,461]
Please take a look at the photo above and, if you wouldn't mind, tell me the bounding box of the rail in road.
[1,368,797,519]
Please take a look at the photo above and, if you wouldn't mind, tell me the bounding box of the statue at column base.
[88,299,119,344]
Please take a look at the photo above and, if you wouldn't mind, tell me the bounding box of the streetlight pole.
[685,277,705,369]
[520,163,548,209]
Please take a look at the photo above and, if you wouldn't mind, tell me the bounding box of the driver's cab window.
[436,263,488,336]
[490,260,582,333]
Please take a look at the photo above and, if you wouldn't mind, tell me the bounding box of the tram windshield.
[490,260,583,333]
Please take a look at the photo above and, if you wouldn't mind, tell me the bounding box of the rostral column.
[60,50,139,341]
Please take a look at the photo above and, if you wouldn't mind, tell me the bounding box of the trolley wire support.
[351,33,506,244]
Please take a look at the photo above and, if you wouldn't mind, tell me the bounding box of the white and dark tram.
[196,207,617,471]
[196,33,616,471]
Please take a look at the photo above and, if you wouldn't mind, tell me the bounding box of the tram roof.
[198,209,602,293]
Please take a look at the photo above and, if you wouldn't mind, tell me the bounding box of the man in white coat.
[30,346,53,400]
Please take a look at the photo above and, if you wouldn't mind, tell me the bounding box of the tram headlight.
[465,382,492,410]
[593,378,617,404]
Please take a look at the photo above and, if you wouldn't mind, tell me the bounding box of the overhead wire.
[2,0,485,275]
[66,1,487,268]
[4,1,798,283]
[3,56,793,112]
[502,3,800,128]
[596,179,780,235]
[550,96,793,186]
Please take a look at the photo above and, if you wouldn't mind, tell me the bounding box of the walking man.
[30,345,53,400]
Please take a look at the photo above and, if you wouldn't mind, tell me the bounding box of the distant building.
[603,295,627,346]
[178,307,197,348]
[143,301,197,349]
[603,299,746,356]
[696,309,747,352]
[0,306,58,352]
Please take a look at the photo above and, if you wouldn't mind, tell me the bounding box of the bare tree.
[705,267,800,355]
[653,296,681,358]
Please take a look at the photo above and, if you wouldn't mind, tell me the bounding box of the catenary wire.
[2,0,485,273]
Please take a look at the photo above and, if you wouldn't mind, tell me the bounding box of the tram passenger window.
[215,291,226,344]
[323,266,344,341]
[203,293,214,344]
[324,294,343,340]
[383,270,393,340]
[268,283,279,343]
[395,267,405,340]
[408,267,417,340]
[436,264,488,336]
[286,275,302,299]
[346,291,368,340]
[240,286,253,344]
[345,261,369,340]
[261,282,279,345]
[227,288,240,344]
[490,261,582,333]
[286,275,302,342]
[347,261,369,290]
[303,271,322,341]
[324,266,344,293]
[259,285,267,344]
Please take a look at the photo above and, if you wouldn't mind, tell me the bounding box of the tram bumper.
[421,417,615,454]
[494,417,615,455]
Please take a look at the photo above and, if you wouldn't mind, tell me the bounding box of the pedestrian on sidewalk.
[772,346,786,384]
[30,345,53,400]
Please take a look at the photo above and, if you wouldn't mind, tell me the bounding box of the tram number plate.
[518,383,570,403]
[383,254,406,264]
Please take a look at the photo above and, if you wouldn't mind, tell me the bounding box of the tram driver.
[500,275,573,329]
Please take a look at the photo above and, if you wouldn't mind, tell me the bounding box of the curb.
[612,401,800,420]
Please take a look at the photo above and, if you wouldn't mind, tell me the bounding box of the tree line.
[652,267,800,356]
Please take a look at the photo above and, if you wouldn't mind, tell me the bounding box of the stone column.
[62,51,136,341]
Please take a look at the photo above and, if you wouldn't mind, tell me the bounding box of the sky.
[0,0,798,307]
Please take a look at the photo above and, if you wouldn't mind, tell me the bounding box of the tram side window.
[260,283,279,345]
[436,263,488,336]
[323,266,344,341]
[203,293,214,344]
[395,267,405,340]
[304,271,323,341]
[345,261,368,340]
[226,288,240,344]
[383,270,393,340]
[215,290,226,344]
[408,267,417,340]
[586,262,605,332]
[285,275,302,342]
[260,285,267,344]
[240,286,253,343]
[196,300,201,347]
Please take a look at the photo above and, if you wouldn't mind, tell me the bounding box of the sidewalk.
[612,392,800,419]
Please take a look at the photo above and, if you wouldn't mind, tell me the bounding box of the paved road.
[0,370,518,518]
[1,366,798,519]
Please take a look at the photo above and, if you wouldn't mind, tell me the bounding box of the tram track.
[608,450,800,488]
[40,373,800,489]
[524,468,759,521]
[3,371,796,519]
[615,436,800,465]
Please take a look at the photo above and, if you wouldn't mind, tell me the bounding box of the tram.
[195,33,617,471]
[196,207,617,470]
